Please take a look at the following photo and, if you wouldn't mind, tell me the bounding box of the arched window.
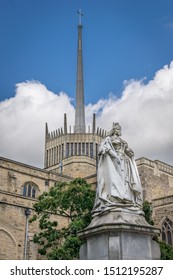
[162,217,173,246]
[22,182,38,199]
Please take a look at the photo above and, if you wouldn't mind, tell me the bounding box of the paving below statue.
[78,123,160,260]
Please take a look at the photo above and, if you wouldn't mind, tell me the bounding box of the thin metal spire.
[74,9,85,133]
[77,8,83,25]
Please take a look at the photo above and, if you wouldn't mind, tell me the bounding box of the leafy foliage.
[143,200,173,260]
[30,178,95,259]
[158,240,173,260]
[142,201,154,225]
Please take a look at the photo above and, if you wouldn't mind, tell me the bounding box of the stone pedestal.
[78,210,160,260]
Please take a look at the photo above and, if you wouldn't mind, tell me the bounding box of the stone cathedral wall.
[152,196,173,230]
[136,157,173,243]
[0,156,173,259]
[0,157,71,260]
[136,158,173,201]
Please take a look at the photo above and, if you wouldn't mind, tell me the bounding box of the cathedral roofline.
[0,156,73,179]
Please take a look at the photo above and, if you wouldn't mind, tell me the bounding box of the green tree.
[30,178,95,259]
[142,201,154,225]
[142,201,173,260]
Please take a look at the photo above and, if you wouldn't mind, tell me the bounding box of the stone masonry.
[0,157,71,260]
[0,156,173,259]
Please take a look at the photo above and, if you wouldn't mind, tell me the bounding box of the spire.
[74,9,85,133]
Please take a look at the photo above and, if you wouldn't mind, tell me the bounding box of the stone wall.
[136,158,173,201]
[152,195,173,230]
[62,156,97,178]
[0,157,71,260]
[0,157,72,195]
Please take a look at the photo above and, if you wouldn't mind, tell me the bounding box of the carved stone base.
[78,211,160,260]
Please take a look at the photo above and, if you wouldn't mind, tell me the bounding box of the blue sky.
[1,0,173,104]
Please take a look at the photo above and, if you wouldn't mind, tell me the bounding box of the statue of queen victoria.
[93,122,143,214]
[79,123,161,260]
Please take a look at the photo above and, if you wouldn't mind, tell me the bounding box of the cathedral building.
[0,17,173,259]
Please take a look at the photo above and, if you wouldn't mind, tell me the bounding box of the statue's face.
[115,126,122,136]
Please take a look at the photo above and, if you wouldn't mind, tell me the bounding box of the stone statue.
[93,122,143,214]
[79,123,160,260]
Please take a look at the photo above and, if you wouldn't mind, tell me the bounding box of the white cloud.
[90,61,173,164]
[0,81,75,167]
[1,62,173,167]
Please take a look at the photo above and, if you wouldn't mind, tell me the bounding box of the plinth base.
[78,210,160,260]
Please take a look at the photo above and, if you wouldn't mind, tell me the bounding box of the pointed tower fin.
[64,113,67,134]
[44,122,49,168]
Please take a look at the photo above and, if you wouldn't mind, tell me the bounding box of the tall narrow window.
[54,147,56,164]
[59,145,61,161]
[71,143,73,156]
[62,144,64,159]
[96,143,98,156]
[51,148,53,166]
[90,143,93,158]
[86,143,89,156]
[49,149,51,167]
[66,143,69,158]
[57,146,59,163]
[162,217,173,246]
[75,143,77,155]
[46,150,49,167]
[96,143,98,163]
[82,143,85,155]
[78,143,81,155]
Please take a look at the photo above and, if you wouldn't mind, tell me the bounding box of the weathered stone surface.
[136,158,173,201]
[79,211,160,260]
[0,157,70,260]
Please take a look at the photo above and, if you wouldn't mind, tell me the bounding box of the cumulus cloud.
[0,81,75,167]
[0,62,173,167]
[88,61,173,164]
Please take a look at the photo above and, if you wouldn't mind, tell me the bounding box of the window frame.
[22,182,38,199]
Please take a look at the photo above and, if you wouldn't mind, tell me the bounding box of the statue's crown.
[112,122,120,129]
